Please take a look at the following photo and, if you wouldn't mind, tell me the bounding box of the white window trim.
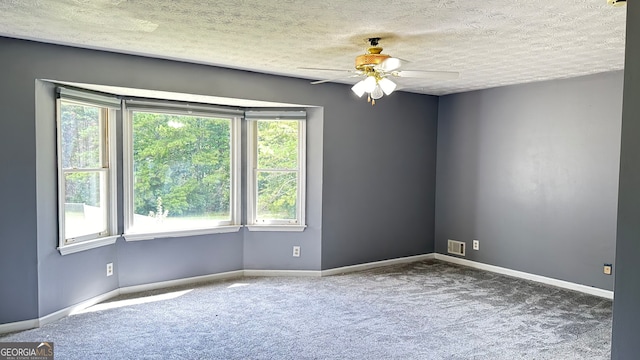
[122,103,242,240]
[246,118,306,231]
[122,101,134,233]
[230,113,242,229]
[124,226,242,241]
[58,235,119,256]
[246,225,306,232]
[56,98,118,255]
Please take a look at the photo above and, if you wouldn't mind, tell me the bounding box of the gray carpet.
[0,260,612,359]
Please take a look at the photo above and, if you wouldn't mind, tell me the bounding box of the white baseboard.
[0,319,39,335]
[0,289,121,335]
[244,269,321,277]
[434,253,614,300]
[321,254,435,276]
[0,271,244,335]
[119,270,244,295]
[47,289,121,323]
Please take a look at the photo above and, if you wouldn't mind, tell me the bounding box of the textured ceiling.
[0,0,627,95]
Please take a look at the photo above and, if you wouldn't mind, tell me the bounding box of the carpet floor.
[0,260,612,359]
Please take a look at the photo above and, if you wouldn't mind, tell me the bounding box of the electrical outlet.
[473,240,479,251]
[293,246,300,257]
[106,263,113,277]
[604,264,612,275]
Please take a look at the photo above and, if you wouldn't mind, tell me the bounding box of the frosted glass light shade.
[351,80,367,97]
[378,78,397,95]
[371,85,384,100]
[363,76,377,93]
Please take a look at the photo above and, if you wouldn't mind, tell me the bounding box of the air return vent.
[448,240,466,256]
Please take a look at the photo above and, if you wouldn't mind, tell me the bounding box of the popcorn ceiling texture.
[0,0,627,95]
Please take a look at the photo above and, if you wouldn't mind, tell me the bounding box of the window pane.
[64,171,106,239]
[257,171,297,220]
[60,102,102,169]
[257,121,298,169]
[132,112,231,231]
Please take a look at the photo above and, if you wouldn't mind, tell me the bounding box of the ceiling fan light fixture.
[378,77,397,95]
[308,37,458,106]
[351,80,367,97]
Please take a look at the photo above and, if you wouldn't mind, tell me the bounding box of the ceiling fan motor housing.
[355,46,391,71]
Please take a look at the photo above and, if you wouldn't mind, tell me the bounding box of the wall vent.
[448,239,466,256]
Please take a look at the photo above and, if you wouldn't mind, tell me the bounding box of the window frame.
[56,94,119,255]
[246,113,306,232]
[122,100,242,241]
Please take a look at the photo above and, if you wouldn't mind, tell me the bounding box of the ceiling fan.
[302,37,459,105]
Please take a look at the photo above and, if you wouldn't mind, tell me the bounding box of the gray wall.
[320,93,439,269]
[435,71,623,291]
[612,1,640,358]
[0,43,40,325]
[0,36,439,325]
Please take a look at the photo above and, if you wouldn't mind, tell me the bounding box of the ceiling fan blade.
[392,70,459,80]
[298,67,355,72]
[375,57,408,72]
[310,74,362,85]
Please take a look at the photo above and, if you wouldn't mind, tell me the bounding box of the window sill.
[124,225,242,241]
[246,225,307,232]
[58,235,119,255]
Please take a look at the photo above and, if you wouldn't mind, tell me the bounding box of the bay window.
[55,86,308,251]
